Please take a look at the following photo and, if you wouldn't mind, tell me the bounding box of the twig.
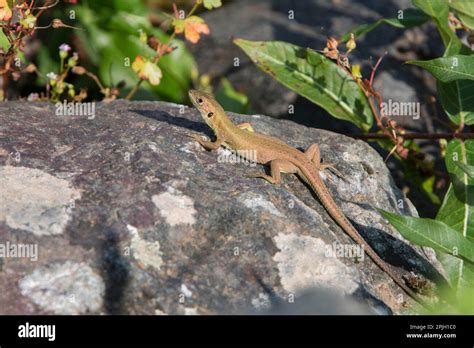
[369,52,387,86]
[352,133,474,140]
[85,71,106,93]
[35,0,54,18]
[32,0,59,10]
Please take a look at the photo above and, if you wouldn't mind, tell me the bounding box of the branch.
[352,133,474,140]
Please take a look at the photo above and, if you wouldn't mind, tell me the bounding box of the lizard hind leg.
[304,143,345,180]
[304,143,321,165]
[247,159,296,185]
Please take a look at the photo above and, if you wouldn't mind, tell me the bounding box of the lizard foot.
[320,162,347,181]
[185,132,206,141]
[245,173,280,185]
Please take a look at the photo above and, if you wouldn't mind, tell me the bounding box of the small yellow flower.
[132,56,162,86]
[20,11,37,29]
[351,64,361,79]
[346,33,356,53]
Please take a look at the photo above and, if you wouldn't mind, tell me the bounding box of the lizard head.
[188,89,225,132]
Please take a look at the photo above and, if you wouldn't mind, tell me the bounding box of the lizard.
[187,89,428,307]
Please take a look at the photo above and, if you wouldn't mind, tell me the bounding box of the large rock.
[0,101,444,314]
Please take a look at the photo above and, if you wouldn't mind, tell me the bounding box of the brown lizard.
[188,89,427,307]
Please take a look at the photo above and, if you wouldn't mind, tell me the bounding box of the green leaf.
[438,140,474,236]
[408,55,474,82]
[437,140,474,288]
[0,30,10,51]
[108,11,154,33]
[421,175,441,205]
[412,0,465,56]
[454,161,474,178]
[234,39,373,131]
[406,10,474,127]
[450,0,474,30]
[379,210,474,263]
[203,0,222,10]
[84,0,148,13]
[437,79,474,126]
[408,55,474,125]
[216,78,250,114]
[412,0,449,19]
[171,19,186,33]
[340,9,429,42]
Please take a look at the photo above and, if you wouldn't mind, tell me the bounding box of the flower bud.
[346,33,356,52]
[72,66,86,75]
[327,37,339,51]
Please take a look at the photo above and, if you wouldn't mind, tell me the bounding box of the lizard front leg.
[189,133,224,151]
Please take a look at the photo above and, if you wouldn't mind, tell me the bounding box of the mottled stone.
[18,261,104,314]
[0,166,81,236]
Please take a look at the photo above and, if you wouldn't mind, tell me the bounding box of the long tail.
[298,163,428,307]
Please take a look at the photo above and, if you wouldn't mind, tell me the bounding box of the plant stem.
[352,133,474,140]
[125,79,144,100]
[86,72,106,93]
[187,1,201,17]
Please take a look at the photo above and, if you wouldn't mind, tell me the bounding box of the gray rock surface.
[0,101,445,314]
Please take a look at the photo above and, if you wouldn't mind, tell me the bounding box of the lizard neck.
[214,110,239,137]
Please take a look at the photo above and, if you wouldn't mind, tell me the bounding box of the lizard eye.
[207,112,214,118]
[197,98,203,104]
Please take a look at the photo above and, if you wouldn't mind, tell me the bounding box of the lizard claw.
[245,173,279,185]
[186,132,205,142]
